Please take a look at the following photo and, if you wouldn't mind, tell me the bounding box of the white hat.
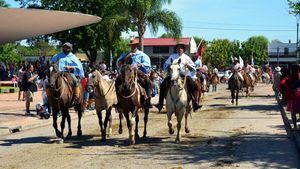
[275,66,281,72]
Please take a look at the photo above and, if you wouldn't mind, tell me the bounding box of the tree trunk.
[85,48,98,62]
[138,23,146,52]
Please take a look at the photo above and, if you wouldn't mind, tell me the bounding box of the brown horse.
[116,65,150,145]
[49,66,83,140]
[242,71,252,97]
[210,72,219,92]
[87,70,119,142]
[229,70,242,105]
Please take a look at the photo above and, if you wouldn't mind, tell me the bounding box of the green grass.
[0,87,16,93]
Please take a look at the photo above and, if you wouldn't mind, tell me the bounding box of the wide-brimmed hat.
[175,41,186,50]
[233,57,238,61]
[62,42,73,49]
[128,38,139,45]
[275,66,281,72]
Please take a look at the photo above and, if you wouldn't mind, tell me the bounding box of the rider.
[51,42,84,104]
[228,57,244,89]
[199,62,208,92]
[116,38,152,108]
[154,42,202,112]
[245,61,254,82]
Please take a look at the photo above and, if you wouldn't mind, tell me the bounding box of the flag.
[251,56,254,66]
[239,56,244,68]
[196,40,206,58]
[231,56,234,63]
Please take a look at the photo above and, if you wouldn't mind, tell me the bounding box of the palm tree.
[124,0,182,51]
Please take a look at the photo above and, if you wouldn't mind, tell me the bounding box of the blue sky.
[5,0,298,43]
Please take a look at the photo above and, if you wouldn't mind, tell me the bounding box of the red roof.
[141,38,191,46]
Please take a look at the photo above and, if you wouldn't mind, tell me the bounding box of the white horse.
[87,70,119,142]
[166,59,192,143]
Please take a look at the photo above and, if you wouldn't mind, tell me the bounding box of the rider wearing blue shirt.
[51,42,84,104]
[116,38,153,108]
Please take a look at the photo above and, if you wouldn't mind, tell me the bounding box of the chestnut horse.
[49,66,83,140]
[210,72,219,92]
[117,65,150,145]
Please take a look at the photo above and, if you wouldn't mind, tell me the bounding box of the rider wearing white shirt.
[155,42,202,112]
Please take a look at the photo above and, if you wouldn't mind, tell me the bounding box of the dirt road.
[0,83,299,169]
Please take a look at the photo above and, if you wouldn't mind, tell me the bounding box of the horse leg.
[118,110,123,134]
[65,109,72,139]
[236,89,239,106]
[96,109,105,142]
[175,111,184,143]
[103,107,112,141]
[292,112,297,129]
[76,106,83,137]
[143,108,149,140]
[167,112,174,135]
[60,111,66,140]
[52,108,62,138]
[107,107,113,138]
[124,112,134,145]
[185,110,190,134]
[134,113,140,140]
[231,90,235,105]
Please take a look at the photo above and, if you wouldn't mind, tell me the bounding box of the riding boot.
[154,77,170,112]
[73,86,81,105]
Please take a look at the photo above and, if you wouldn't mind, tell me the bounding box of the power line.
[184,26,295,32]
[184,21,295,28]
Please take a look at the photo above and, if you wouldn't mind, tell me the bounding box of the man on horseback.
[51,42,84,104]
[228,57,244,89]
[116,38,153,108]
[155,42,202,112]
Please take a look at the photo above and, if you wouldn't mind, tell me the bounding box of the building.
[268,41,298,67]
[143,37,197,69]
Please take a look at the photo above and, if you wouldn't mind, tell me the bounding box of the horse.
[210,72,219,92]
[241,71,252,97]
[48,66,83,140]
[166,59,192,143]
[117,65,150,145]
[229,70,242,106]
[87,70,119,142]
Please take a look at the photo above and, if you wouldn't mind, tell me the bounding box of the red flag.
[197,40,206,58]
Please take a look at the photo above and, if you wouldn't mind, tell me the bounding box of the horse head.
[121,64,137,90]
[49,64,60,89]
[87,70,101,93]
[169,58,182,86]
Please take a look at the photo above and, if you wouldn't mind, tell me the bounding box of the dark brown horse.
[229,70,242,106]
[116,65,150,145]
[49,66,83,140]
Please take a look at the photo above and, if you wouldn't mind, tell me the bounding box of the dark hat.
[62,42,73,49]
[128,38,139,45]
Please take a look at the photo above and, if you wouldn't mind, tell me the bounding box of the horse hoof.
[77,130,82,137]
[56,130,62,138]
[129,140,135,145]
[185,128,190,134]
[142,135,148,140]
[231,100,234,104]
[169,128,175,135]
[101,137,106,142]
[175,138,180,143]
[66,132,72,140]
[119,128,123,134]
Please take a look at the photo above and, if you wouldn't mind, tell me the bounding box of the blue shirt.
[117,50,151,74]
[51,52,84,79]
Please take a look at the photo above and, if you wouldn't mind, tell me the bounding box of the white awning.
[0,8,101,44]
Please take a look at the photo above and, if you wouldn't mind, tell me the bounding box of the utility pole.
[277,47,279,66]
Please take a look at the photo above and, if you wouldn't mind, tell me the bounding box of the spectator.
[11,75,17,87]
[38,75,51,116]
[17,66,26,101]
[81,72,89,111]
[22,64,39,115]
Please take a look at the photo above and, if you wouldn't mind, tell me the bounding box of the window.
[153,46,169,54]
[284,47,289,56]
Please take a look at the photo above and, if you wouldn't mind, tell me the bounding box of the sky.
[5,0,298,43]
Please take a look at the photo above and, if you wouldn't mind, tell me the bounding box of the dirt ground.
[0,83,299,169]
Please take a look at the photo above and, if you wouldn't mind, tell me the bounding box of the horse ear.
[178,58,181,64]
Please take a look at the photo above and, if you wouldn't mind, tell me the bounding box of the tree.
[160,33,175,38]
[0,44,22,63]
[288,0,300,15]
[124,0,182,51]
[0,0,9,7]
[203,39,236,70]
[15,0,131,62]
[241,36,268,66]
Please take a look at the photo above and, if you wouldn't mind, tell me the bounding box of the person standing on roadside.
[22,64,39,115]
